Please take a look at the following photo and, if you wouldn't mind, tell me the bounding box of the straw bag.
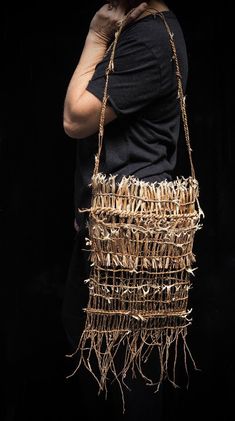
[66,10,204,405]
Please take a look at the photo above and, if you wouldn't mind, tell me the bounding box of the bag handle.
[92,9,196,180]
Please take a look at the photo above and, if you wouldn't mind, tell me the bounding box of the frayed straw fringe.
[66,173,204,411]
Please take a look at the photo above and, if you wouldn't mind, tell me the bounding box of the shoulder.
[116,12,180,58]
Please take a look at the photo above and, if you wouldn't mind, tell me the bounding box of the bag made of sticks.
[66,9,204,409]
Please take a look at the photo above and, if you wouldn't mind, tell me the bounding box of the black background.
[1,1,234,420]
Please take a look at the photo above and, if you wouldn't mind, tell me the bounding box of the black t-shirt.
[74,10,188,228]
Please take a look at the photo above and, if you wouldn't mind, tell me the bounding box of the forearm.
[63,31,108,122]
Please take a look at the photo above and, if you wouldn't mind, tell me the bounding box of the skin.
[63,1,168,139]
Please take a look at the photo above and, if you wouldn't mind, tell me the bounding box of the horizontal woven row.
[90,173,200,214]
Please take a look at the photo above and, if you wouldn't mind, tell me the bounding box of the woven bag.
[66,9,204,406]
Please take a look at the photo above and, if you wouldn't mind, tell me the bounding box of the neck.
[147,1,169,12]
[133,1,169,22]
[119,1,169,13]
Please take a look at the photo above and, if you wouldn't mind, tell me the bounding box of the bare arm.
[63,2,148,139]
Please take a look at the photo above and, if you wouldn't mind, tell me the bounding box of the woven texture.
[66,9,204,407]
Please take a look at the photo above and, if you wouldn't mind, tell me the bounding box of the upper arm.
[65,26,161,139]
[87,30,161,117]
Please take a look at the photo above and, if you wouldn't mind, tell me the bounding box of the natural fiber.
[66,9,204,410]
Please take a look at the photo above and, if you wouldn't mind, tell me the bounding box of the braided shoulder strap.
[93,9,196,180]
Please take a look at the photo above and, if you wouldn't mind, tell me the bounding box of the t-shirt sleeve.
[86,29,161,117]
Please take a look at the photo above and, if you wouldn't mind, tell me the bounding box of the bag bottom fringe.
[66,326,198,413]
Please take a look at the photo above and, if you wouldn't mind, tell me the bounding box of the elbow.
[63,117,85,140]
[63,120,78,139]
[63,112,95,139]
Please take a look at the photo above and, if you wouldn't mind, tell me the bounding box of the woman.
[62,0,188,415]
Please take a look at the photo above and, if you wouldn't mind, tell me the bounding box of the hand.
[89,2,148,46]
